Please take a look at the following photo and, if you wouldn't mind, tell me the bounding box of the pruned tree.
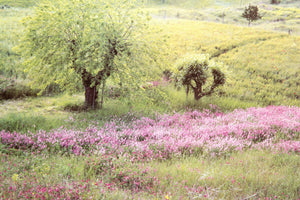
[174,54,226,101]
[17,0,160,109]
[242,4,262,26]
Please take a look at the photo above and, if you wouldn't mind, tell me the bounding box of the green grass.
[0,0,37,7]
[1,149,299,199]
[153,19,300,106]
[150,150,300,199]
[0,1,299,198]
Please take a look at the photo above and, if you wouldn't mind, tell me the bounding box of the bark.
[69,38,119,109]
[192,82,215,101]
[84,85,98,109]
[100,80,105,109]
[81,68,100,109]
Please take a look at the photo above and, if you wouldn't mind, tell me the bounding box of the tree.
[17,0,158,109]
[174,54,226,101]
[271,0,280,4]
[242,5,262,26]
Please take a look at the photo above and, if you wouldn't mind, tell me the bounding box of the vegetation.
[0,0,299,199]
[16,0,164,109]
[242,4,262,25]
[271,0,281,4]
[0,105,299,199]
[173,54,226,100]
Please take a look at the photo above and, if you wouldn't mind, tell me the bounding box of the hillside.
[0,0,299,107]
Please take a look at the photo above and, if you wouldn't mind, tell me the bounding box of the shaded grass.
[0,92,170,133]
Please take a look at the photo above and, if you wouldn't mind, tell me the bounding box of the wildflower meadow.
[1,105,299,199]
[1,0,300,199]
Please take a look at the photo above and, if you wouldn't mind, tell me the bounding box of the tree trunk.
[84,85,98,109]
[193,88,202,101]
[100,80,105,109]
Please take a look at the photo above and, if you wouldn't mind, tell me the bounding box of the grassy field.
[0,103,299,199]
[0,0,300,199]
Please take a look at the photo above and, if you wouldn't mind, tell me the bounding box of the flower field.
[1,106,299,158]
[1,105,299,199]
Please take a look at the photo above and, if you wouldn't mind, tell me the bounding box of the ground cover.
[0,105,299,199]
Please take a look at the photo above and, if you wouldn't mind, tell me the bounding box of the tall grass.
[150,150,300,199]
[0,113,61,133]
[153,19,300,106]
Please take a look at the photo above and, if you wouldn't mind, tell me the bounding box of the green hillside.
[0,0,299,107]
[153,19,300,106]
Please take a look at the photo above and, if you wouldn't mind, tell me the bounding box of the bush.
[63,103,87,112]
[0,78,39,100]
[173,54,226,101]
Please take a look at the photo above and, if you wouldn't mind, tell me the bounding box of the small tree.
[242,5,262,26]
[17,0,159,109]
[174,54,226,101]
[271,0,280,4]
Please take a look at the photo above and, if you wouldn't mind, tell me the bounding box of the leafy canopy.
[16,0,161,96]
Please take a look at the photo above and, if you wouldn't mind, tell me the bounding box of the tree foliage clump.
[271,0,281,4]
[174,54,226,101]
[17,0,162,109]
[242,5,262,26]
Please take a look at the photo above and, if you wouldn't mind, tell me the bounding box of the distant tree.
[242,5,262,26]
[271,0,281,4]
[174,54,226,101]
[17,0,160,109]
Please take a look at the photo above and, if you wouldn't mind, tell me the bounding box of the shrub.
[173,54,226,101]
[0,78,38,100]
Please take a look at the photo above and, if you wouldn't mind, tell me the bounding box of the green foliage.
[0,7,28,79]
[173,54,226,100]
[17,0,164,109]
[242,4,262,25]
[0,78,38,100]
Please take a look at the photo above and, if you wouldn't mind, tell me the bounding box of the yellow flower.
[12,174,19,183]
[165,195,170,200]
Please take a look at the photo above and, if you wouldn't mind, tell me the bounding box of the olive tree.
[17,0,158,109]
[174,54,226,101]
